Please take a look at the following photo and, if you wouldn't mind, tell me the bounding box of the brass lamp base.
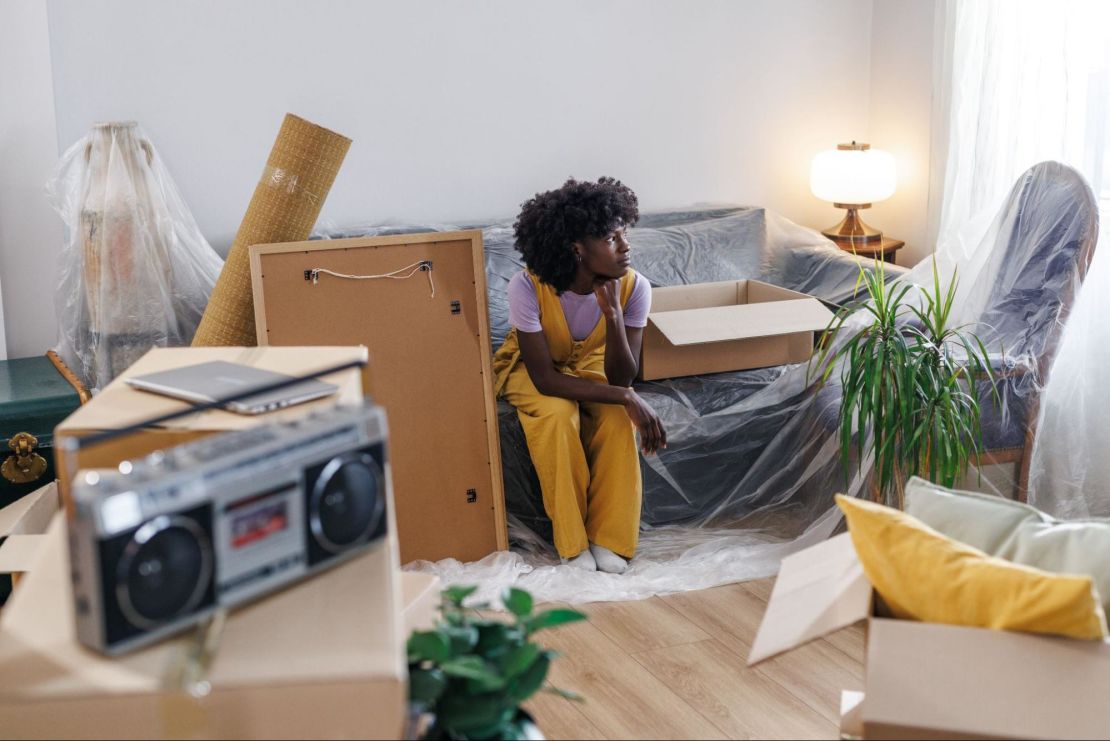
[821,203,883,246]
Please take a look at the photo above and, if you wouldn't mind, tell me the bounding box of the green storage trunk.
[0,352,87,603]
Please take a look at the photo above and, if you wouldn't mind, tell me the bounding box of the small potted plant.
[407,585,586,740]
[813,258,1000,509]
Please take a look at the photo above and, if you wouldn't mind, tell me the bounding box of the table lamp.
[810,141,896,246]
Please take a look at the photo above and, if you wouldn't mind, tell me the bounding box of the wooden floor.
[515,578,864,740]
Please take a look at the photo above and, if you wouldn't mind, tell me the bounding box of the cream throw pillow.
[905,476,1110,611]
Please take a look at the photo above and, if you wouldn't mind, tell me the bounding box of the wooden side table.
[834,236,905,264]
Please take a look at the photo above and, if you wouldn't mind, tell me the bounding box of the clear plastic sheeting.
[321,178,1096,605]
[1029,239,1110,517]
[409,510,841,607]
[1025,178,1107,517]
[48,122,224,390]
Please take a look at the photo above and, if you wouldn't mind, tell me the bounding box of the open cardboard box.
[749,533,1110,740]
[639,279,834,380]
[0,510,414,739]
[53,346,370,515]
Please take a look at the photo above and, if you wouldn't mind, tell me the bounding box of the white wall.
[0,0,940,357]
[0,0,61,359]
[45,0,876,243]
[869,0,937,266]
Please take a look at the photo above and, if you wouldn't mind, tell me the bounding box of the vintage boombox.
[68,402,391,655]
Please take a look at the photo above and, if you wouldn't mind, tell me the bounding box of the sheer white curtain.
[934,0,1110,515]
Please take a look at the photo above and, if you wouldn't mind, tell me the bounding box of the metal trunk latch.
[2,432,48,484]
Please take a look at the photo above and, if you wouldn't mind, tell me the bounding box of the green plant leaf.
[474,622,517,656]
[501,642,542,679]
[465,674,509,694]
[545,684,584,702]
[503,587,534,618]
[508,652,551,703]
[442,585,479,608]
[408,667,447,704]
[440,655,502,684]
[437,692,514,737]
[526,608,587,634]
[468,711,524,741]
[407,630,451,663]
[444,624,480,654]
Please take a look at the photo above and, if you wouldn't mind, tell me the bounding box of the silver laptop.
[125,361,339,415]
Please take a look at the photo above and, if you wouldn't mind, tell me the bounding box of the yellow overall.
[492,271,642,559]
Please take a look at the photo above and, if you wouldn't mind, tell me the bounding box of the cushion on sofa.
[905,476,1110,612]
[836,494,1108,640]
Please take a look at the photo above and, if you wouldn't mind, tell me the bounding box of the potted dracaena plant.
[811,258,1000,509]
[406,585,586,740]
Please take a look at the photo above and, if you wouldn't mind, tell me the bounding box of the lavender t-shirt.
[507,270,651,341]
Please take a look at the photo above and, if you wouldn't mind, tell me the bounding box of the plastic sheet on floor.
[403,509,842,607]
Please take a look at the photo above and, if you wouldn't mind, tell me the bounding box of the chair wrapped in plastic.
[952,161,1098,500]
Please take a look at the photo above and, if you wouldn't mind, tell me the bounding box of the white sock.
[590,543,628,574]
[560,549,597,571]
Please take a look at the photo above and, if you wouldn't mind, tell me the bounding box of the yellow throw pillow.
[835,494,1108,641]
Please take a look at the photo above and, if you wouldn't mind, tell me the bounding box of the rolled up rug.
[193,113,351,346]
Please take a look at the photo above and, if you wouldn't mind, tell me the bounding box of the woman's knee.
[522,397,580,430]
[588,404,635,435]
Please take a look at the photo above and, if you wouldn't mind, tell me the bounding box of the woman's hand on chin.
[594,278,623,321]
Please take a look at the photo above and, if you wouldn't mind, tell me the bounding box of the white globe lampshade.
[810,146,897,205]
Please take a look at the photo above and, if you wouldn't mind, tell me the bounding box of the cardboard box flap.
[56,347,368,434]
[747,533,872,665]
[0,483,58,537]
[649,299,833,347]
[864,618,1110,739]
[401,571,441,633]
[0,535,47,574]
[839,690,865,740]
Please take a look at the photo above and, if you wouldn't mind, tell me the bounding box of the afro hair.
[513,176,640,293]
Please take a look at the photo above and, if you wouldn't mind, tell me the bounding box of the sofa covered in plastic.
[318,205,904,544]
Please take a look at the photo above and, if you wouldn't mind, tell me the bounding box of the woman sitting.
[492,177,666,573]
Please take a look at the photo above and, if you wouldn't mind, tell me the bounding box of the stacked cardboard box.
[0,346,440,738]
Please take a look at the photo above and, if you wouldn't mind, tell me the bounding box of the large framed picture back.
[250,231,507,563]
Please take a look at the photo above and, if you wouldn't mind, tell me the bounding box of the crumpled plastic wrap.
[47,122,224,390]
[319,173,1095,605]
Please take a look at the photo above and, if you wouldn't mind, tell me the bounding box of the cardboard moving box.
[639,279,834,380]
[749,533,1110,740]
[53,346,369,514]
[0,513,408,739]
